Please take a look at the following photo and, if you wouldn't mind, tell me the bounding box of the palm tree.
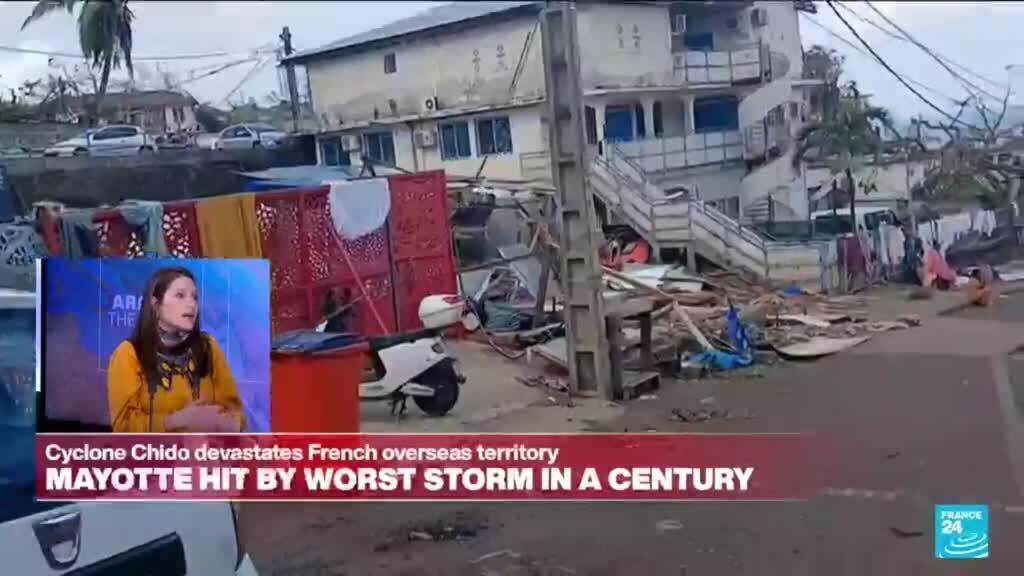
[793,83,893,232]
[22,0,135,126]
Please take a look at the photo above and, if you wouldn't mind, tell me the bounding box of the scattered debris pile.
[447,175,926,395]
[464,260,925,391]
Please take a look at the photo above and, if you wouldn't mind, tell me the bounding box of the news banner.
[36,433,841,501]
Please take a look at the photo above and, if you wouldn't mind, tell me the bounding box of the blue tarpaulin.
[245,179,318,192]
[688,305,754,371]
[0,165,22,223]
[237,164,404,192]
[272,329,366,353]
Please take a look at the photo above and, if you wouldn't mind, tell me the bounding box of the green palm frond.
[21,0,77,30]
[77,0,134,76]
[23,0,135,121]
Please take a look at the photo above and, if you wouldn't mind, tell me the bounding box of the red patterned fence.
[49,171,457,336]
[387,172,458,332]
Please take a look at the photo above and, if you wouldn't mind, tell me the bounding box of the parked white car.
[43,125,157,157]
[195,132,221,150]
[214,124,287,150]
[0,288,258,575]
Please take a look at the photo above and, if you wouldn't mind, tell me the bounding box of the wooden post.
[541,3,612,396]
[639,312,654,370]
[605,315,624,400]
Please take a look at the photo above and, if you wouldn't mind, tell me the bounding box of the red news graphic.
[37,434,839,501]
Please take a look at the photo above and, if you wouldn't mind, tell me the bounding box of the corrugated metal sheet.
[237,165,402,186]
[285,1,540,63]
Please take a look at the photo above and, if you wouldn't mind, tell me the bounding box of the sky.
[0,0,1022,123]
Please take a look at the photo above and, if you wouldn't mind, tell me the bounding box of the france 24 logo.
[935,504,988,559]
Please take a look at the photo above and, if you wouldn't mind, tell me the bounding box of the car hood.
[48,136,89,149]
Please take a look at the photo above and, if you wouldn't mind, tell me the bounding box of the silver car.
[214,124,287,150]
[43,125,157,157]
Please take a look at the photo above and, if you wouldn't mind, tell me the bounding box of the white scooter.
[316,294,466,417]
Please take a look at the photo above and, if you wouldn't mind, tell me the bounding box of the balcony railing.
[613,131,745,175]
[671,44,764,85]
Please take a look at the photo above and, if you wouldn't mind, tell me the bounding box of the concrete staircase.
[737,52,806,221]
[588,145,835,289]
[743,193,802,224]
[740,147,805,223]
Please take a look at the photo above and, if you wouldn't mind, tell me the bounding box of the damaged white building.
[284,0,881,286]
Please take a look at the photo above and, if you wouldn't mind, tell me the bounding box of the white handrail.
[588,144,831,288]
[603,142,651,189]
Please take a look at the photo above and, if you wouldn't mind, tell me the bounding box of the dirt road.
[241,289,1024,575]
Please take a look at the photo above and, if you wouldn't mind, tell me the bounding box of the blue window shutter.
[683,32,714,51]
[382,133,395,164]
[440,124,457,159]
[693,96,739,133]
[456,122,471,157]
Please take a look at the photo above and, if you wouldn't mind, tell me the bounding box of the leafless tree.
[973,87,1013,146]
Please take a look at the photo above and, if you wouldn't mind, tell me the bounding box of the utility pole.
[279,26,301,133]
[540,3,611,397]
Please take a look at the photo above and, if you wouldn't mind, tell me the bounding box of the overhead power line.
[836,1,1009,94]
[220,56,274,105]
[823,0,983,131]
[800,14,962,106]
[844,1,1007,105]
[0,43,270,62]
[178,57,263,86]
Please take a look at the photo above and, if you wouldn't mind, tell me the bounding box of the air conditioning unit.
[421,96,440,113]
[750,8,768,27]
[414,129,437,148]
[671,14,686,35]
[340,134,362,152]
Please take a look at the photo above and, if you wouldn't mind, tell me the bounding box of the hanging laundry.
[58,210,100,258]
[194,193,263,258]
[875,224,891,269]
[975,210,997,236]
[887,226,905,267]
[0,165,23,223]
[856,227,874,282]
[327,178,391,240]
[843,235,866,289]
[917,212,973,255]
[902,233,924,285]
[119,200,168,256]
[0,222,47,288]
[943,213,972,252]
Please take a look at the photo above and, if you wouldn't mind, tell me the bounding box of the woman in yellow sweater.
[107,266,246,433]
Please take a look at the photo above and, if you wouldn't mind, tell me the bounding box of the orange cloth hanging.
[194,193,264,258]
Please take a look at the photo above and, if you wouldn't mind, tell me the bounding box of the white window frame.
[438,121,472,160]
[475,115,513,156]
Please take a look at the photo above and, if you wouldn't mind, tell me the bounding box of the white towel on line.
[326,178,392,240]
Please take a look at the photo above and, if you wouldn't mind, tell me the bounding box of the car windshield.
[813,214,854,235]
[66,129,96,141]
[0,304,59,523]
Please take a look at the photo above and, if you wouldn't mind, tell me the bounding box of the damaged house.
[285,1,850,288]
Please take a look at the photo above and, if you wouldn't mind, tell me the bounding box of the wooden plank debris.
[775,336,872,359]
